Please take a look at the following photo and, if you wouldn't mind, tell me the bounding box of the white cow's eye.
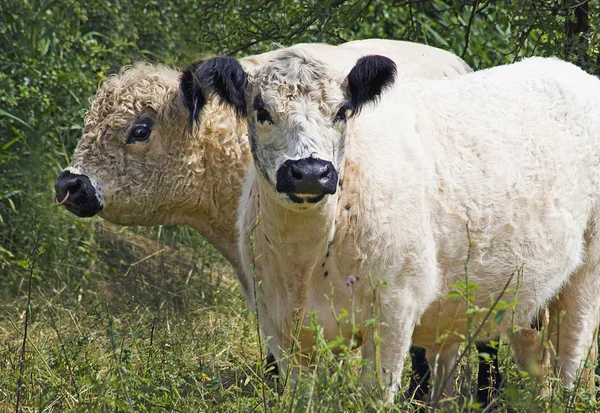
[334,105,349,123]
[256,108,274,125]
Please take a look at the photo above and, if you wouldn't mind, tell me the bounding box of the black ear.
[346,55,397,116]
[180,60,207,126]
[180,57,248,126]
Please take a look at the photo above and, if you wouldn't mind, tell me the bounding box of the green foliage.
[1,0,599,411]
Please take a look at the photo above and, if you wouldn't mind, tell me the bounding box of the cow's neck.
[178,106,251,274]
[257,179,338,309]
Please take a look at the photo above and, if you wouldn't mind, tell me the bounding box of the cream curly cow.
[195,50,600,402]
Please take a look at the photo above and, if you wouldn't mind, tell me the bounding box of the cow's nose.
[276,158,338,196]
[54,171,102,217]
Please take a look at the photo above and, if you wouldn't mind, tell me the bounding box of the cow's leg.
[360,301,419,404]
[360,276,440,404]
[259,308,302,388]
[547,288,599,388]
[426,341,502,406]
[511,308,550,380]
[360,229,440,403]
[266,337,308,391]
[265,350,280,377]
[476,340,501,406]
[426,343,460,402]
[409,341,501,405]
[546,230,600,390]
[408,346,431,401]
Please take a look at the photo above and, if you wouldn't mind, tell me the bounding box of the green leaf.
[494,309,506,325]
[0,109,31,129]
[1,136,23,151]
[0,245,14,258]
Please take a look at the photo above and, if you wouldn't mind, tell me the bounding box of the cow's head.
[54,63,244,227]
[184,50,396,209]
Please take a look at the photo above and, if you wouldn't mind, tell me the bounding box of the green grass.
[1,217,598,412]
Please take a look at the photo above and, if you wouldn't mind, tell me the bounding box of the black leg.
[266,350,279,377]
[408,346,431,401]
[476,341,501,406]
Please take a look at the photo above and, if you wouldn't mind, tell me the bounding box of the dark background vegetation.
[1,1,599,411]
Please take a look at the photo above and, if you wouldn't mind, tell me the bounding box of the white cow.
[193,50,600,402]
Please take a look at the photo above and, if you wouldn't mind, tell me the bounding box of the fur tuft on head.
[346,55,397,116]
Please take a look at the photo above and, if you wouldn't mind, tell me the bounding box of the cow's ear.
[180,60,207,126]
[180,57,248,126]
[346,55,396,116]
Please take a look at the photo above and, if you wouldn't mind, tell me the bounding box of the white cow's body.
[236,56,600,400]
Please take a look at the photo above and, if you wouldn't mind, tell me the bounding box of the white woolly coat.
[237,56,600,393]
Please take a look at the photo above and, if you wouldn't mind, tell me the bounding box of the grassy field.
[1,216,598,412]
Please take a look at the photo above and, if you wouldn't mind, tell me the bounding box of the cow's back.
[241,40,472,78]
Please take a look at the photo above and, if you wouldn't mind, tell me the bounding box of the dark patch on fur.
[180,57,248,127]
[253,94,264,111]
[324,271,328,277]
[346,55,397,116]
[265,351,280,377]
[180,61,208,127]
[197,56,248,116]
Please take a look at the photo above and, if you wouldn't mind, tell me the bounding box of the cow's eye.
[256,108,273,125]
[334,105,349,123]
[127,125,151,144]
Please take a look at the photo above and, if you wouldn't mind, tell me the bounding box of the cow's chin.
[276,192,330,211]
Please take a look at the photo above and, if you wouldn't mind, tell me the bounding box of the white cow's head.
[184,50,396,209]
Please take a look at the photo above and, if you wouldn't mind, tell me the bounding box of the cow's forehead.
[83,64,179,136]
[250,50,345,110]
